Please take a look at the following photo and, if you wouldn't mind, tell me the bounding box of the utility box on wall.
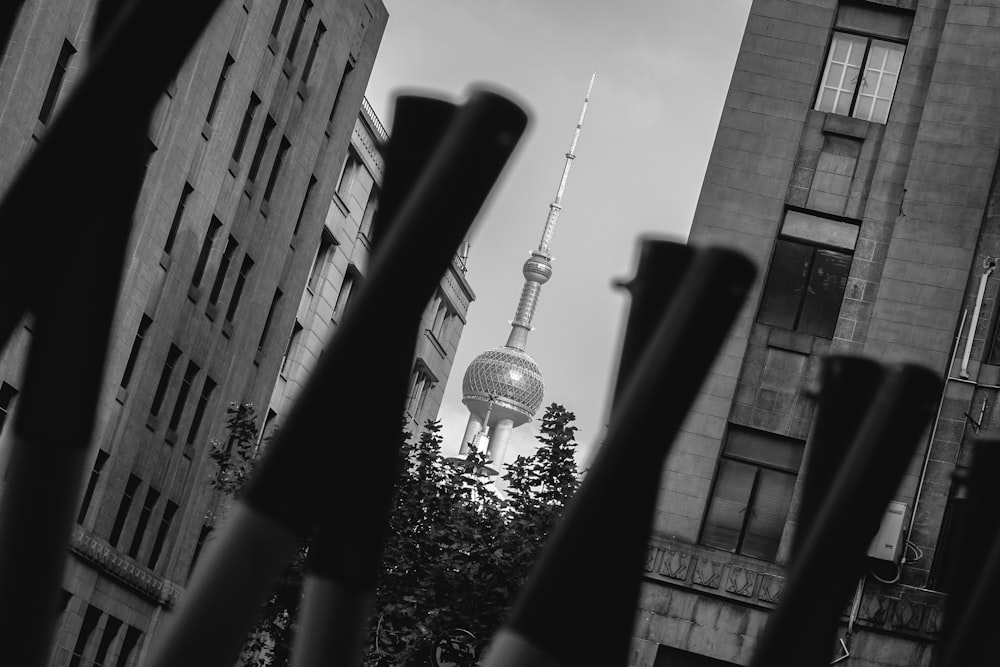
[867,501,910,562]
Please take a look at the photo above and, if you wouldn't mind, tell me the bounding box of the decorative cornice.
[643,536,944,641]
[351,118,385,180]
[69,525,179,608]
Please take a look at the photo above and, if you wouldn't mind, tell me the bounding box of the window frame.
[814,28,906,125]
[757,209,857,339]
[699,426,804,562]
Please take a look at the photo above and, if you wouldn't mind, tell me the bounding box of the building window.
[335,150,361,200]
[93,615,123,667]
[164,182,193,256]
[292,175,318,236]
[263,136,291,202]
[208,235,238,306]
[406,366,435,420]
[929,467,967,592]
[205,53,234,126]
[187,377,216,447]
[257,289,283,353]
[128,485,161,558]
[120,314,152,390]
[0,381,19,439]
[814,2,910,125]
[307,231,334,293]
[109,474,142,547]
[149,344,182,417]
[77,449,110,524]
[655,645,737,666]
[226,255,254,323]
[38,39,76,125]
[700,426,804,562]
[270,0,292,37]
[232,93,261,163]
[188,524,213,582]
[191,216,223,288]
[260,408,279,444]
[287,0,312,62]
[428,293,453,341]
[301,21,326,83]
[168,361,200,434]
[68,604,102,667]
[757,210,856,339]
[115,625,143,667]
[148,500,178,569]
[359,189,379,242]
[248,115,276,184]
[280,321,303,376]
[333,269,359,323]
[327,62,354,127]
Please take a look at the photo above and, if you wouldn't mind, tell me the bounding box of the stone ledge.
[68,526,178,608]
[821,113,871,140]
[642,536,944,640]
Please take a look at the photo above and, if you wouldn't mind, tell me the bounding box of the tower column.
[460,413,484,454]
[487,418,515,465]
[458,76,593,470]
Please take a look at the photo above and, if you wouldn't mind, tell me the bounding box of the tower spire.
[538,72,594,255]
[460,76,594,468]
[506,74,594,350]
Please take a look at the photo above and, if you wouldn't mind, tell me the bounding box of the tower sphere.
[523,252,553,284]
[462,346,545,426]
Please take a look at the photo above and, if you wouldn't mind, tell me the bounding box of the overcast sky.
[364,0,754,468]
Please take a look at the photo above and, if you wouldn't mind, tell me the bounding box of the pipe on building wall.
[905,309,967,551]
[959,258,996,379]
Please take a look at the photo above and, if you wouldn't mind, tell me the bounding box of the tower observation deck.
[460,75,594,468]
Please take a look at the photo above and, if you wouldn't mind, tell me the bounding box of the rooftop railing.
[361,95,389,143]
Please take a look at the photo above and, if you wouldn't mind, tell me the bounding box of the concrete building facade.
[631,1,1000,665]
[0,1,386,664]
[264,96,476,439]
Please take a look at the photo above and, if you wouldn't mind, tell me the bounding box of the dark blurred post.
[482,242,755,666]
[935,436,1000,667]
[145,88,528,667]
[749,362,940,667]
[0,2,224,665]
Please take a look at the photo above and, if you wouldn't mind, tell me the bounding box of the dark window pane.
[206,54,234,125]
[68,604,102,667]
[109,474,142,547]
[114,626,143,667]
[797,249,851,338]
[128,486,160,558]
[93,615,123,666]
[248,115,276,183]
[121,314,153,389]
[209,236,238,305]
[39,40,76,125]
[191,217,222,288]
[701,459,756,552]
[77,449,110,524]
[271,0,290,36]
[232,93,260,162]
[758,240,812,330]
[656,644,739,666]
[725,427,803,472]
[741,468,796,560]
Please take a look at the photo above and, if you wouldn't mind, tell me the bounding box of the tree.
[368,404,581,665]
[208,403,305,667]
[207,402,582,666]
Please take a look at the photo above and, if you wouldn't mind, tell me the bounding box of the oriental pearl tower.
[459,75,594,469]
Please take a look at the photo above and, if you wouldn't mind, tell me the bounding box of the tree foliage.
[208,402,581,666]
